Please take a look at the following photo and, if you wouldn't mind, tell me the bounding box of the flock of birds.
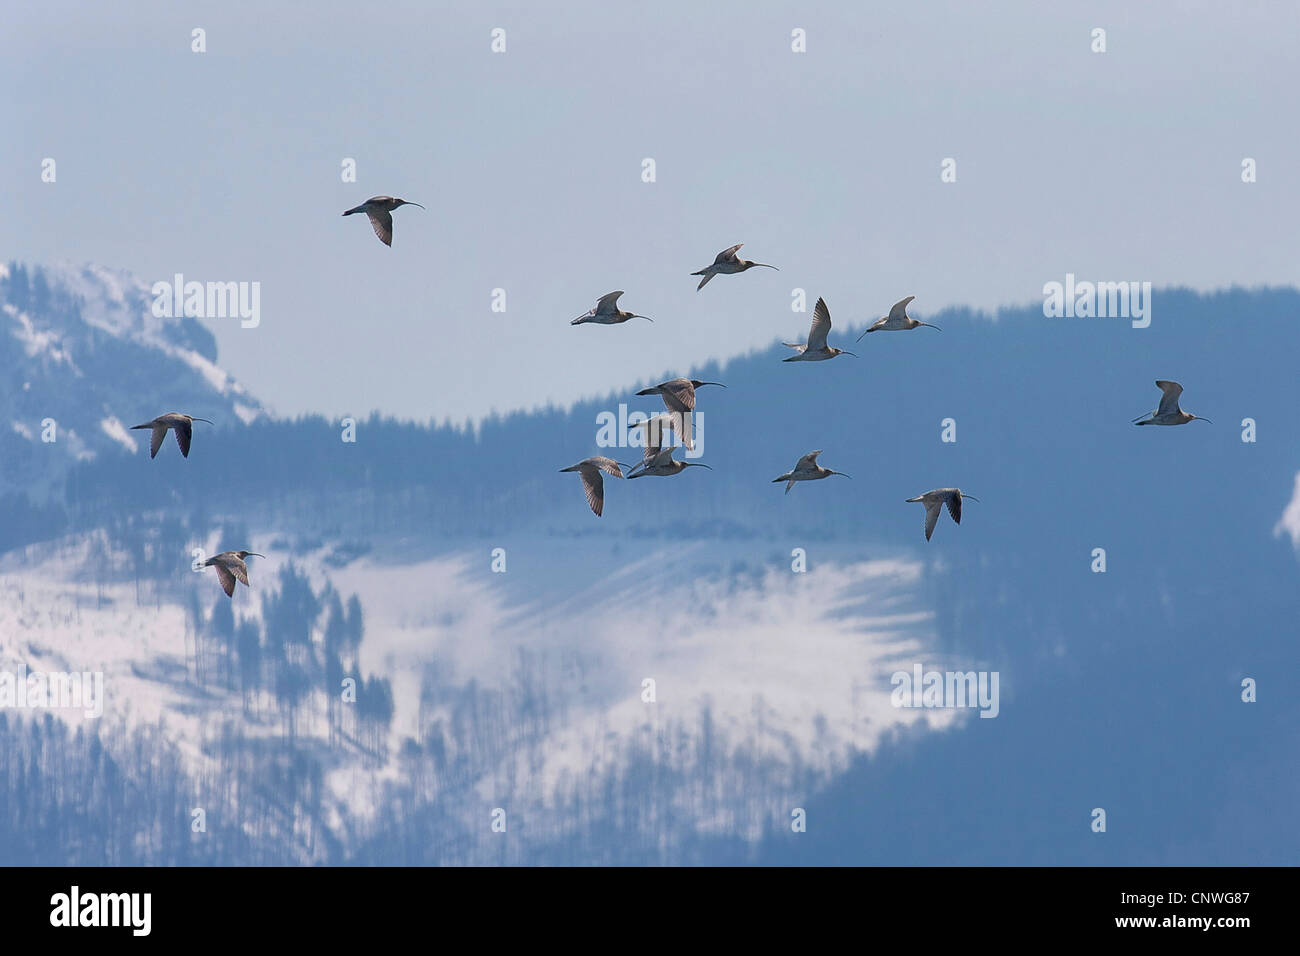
[556,284,985,539]
[551,239,1211,537]
[124,202,1213,595]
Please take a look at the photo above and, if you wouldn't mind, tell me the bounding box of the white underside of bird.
[906,488,977,541]
[784,297,854,361]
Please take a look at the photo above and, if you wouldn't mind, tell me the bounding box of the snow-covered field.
[0,531,971,847]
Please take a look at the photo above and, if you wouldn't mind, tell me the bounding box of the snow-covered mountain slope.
[0,262,265,495]
[0,531,959,863]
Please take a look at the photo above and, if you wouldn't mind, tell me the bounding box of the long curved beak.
[831,471,852,479]
[1193,417,1213,423]
[919,323,943,331]
[856,329,871,342]
[247,553,266,559]
[635,387,656,396]
[842,350,858,358]
[631,314,653,322]
[699,382,726,388]
[402,201,426,209]
[684,462,713,470]
[753,263,778,270]
[193,418,214,425]
[962,496,980,503]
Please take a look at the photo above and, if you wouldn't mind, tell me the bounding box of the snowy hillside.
[0,261,265,496]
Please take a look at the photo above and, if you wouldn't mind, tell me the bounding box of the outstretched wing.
[650,446,678,468]
[150,425,167,459]
[923,502,941,541]
[174,420,193,457]
[229,560,250,587]
[586,456,624,478]
[945,491,962,525]
[795,450,822,471]
[1155,380,1183,417]
[595,291,624,314]
[808,298,832,351]
[715,243,743,264]
[659,379,697,412]
[888,296,915,321]
[214,564,236,597]
[368,210,394,246]
[577,465,607,516]
[631,416,677,459]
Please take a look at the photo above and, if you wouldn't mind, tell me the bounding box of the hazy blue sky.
[4,1,1297,423]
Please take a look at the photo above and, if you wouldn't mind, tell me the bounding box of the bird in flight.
[857,296,942,340]
[772,450,852,494]
[204,550,264,598]
[130,413,213,459]
[560,457,627,517]
[342,196,424,246]
[1133,380,1212,426]
[906,489,979,541]
[571,291,653,326]
[690,243,778,291]
[635,378,725,450]
[628,414,689,453]
[784,298,856,361]
[626,446,712,479]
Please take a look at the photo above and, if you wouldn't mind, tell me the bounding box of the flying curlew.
[635,378,725,450]
[772,450,852,494]
[130,413,213,459]
[857,296,941,340]
[204,550,264,598]
[906,489,979,541]
[342,196,424,246]
[628,413,689,453]
[560,457,627,517]
[626,445,712,479]
[784,297,857,361]
[691,243,778,291]
[571,291,653,326]
[1133,380,1212,426]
